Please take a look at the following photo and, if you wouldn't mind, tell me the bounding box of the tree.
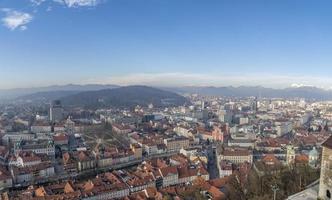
[324,124,329,132]
[162,194,173,200]
[226,175,246,200]
[180,190,206,200]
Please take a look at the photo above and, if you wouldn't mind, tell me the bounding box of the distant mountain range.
[166,86,332,100]
[2,84,332,105]
[59,86,188,108]
[0,84,118,100]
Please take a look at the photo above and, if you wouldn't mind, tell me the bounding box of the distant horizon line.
[0,83,330,91]
[1,72,332,90]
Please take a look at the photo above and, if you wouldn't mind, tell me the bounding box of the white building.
[219,147,253,164]
[159,166,179,187]
[275,121,293,136]
[2,133,34,146]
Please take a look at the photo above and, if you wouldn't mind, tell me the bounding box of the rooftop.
[322,135,332,149]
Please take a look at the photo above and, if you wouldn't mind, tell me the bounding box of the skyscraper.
[50,100,64,122]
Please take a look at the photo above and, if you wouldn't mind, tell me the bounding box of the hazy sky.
[1,0,332,89]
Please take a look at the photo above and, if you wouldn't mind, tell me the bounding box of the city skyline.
[1,0,332,89]
[0,1,331,199]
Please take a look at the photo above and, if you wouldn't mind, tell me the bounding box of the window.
[327,190,331,199]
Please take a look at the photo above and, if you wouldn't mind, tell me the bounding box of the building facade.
[319,136,332,200]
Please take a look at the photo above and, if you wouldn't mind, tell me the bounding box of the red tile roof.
[208,186,226,200]
[160,166,178,177]
[322,136,332,149]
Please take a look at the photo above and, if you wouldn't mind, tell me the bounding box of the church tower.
[286,145,295,165]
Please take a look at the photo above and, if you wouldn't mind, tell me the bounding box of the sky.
[0,0,332,89]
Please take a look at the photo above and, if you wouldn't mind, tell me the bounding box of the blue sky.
[0,0,332,89]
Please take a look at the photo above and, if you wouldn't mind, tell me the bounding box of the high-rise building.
[201,101,206,110]
[319,136,332,200]
[50,100,64,122]
[218,109,233,123]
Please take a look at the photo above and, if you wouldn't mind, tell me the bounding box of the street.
[207,143,219,179]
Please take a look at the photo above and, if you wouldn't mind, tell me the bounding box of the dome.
[309,147,318,157]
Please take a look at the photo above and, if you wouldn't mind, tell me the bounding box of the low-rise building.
[75,151,96,172]
[159,166,178,187]
[14,140,55,156]
[112,123,132,134]
[10,163,55,185]
[2,132,34,146]
[218,160,233,178]
[219,147,253,164]
[164,136,189,152]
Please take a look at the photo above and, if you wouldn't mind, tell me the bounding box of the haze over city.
[1,0,332,89]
